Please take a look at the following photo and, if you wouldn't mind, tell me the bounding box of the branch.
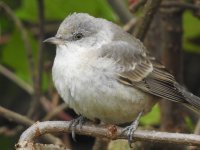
[42,103,68,121]
[0,2,36,90]
[16,142,68,150]
[17,121,200,147]
[194,119,200,135]
[133,0,162,41]
[107,0,133,23]
[0,127,17,137]
[129,0,147,13]
[27,0,45,117]
[189,119,200,150]
[0,64,34,94]
[36,0,45,92]
[0,106,33,126]
[161,1,200,11]
[0,106,64,145]
[123,18,137,33]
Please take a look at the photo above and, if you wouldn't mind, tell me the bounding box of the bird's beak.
[43,37,65,45]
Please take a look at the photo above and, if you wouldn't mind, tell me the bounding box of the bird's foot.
[122,111,143,148]
[69,116,87,141]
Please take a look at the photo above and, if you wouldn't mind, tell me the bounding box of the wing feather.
[100,41,200,110]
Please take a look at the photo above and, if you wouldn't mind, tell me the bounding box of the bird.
[44,13,200,146]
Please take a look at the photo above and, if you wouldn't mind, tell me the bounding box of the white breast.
[52,44,156,124]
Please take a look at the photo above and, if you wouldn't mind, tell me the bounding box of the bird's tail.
[184,93,200,113]
[175,83,200,113]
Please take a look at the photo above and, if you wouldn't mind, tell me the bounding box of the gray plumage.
[45,13,200,124]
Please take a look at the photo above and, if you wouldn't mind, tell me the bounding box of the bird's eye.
[73,33,84,41]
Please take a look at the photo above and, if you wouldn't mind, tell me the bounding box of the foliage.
[140,104,160,126]
[0,135,16,150]
[1,30,37,83]
[16,0,116,22]
[183,11,200,53]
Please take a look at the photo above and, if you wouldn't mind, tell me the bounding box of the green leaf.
[0,135,16,150]
[1,29,37,84]
[15,0,116,23]
[184,116,194,132]
[15,0,38,23]
[140,104,160,126]
[183,11,200,53]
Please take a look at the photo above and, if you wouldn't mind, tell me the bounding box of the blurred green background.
[0,0,200,149]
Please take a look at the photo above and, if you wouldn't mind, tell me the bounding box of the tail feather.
[182,92,200,113]
[175,83,200,112]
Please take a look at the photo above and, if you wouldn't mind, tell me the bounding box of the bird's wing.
[99,41,200,110]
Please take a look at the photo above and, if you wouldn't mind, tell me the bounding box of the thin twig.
[133,0,162,41]
[0,64,34,94]
[161,1,200,11]
[107,0,133,23]
[0,106,64,145]
[0,106,33,125]
[123,18,137,33]
[0,2,36,90]
[0,127,17,137]
[129,0,147,13]
[194,119,200,135]
[43,103,68,121]
[18,121,200,146]
[27,0,45,117]
[36,0,45,92]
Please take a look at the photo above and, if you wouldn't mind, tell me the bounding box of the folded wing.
[100,41,200,111]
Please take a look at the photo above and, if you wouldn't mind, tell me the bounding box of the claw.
[69,116,86,141]
[122,111,143,148]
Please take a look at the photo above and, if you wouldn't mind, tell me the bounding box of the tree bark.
[143,0,188,149]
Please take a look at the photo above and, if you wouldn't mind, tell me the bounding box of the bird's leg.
[69,116,87,141]
[122,111,143,148]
